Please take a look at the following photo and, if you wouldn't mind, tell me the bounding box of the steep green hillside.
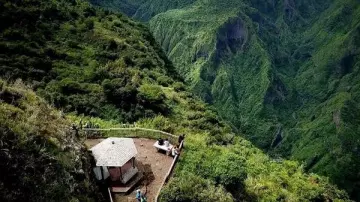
[288,0,360,196]
[0,0,181,123]
[0,80,103,202]
[89,0,360,199]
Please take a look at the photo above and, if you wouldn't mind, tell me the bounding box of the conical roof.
[90,138,137,167]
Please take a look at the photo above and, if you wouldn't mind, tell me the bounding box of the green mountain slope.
[89,0,195,21]
[0,80,103,201]
[89,0,360,199]
[0,0,181,123]
[0,0,354,201]
[288,0,360,196]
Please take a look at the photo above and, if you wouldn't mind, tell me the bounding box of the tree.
[159,173,234,202]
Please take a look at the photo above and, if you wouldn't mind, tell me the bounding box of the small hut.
[90,138,138,184]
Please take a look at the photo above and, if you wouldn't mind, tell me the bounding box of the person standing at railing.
[172,145,180,157]
[178,134,185,146]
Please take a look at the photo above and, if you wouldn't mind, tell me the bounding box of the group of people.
[173,134,185,156]
[135,135,186,201]
[157,134,185,157]
[171,145,180,156]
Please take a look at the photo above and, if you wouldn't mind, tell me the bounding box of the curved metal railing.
[82,127,179,143]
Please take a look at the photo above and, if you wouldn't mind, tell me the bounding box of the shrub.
[107,39,117,50]
[159,173,234,202]
[102,78,137,106]
[67,40,80,49]
[84,18,94,30]
[137,84,169,115]
[138,115,176,134]
[180,148,246,189]
[83,7,96,17]
[173,81,186,92]
[138,84,165,103]
[157,75,172,87]
[59,79,86,95]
